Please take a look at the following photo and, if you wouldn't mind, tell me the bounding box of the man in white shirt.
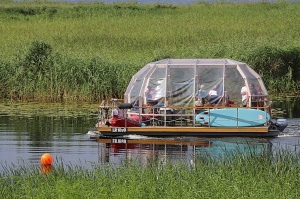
[241,84,248,107]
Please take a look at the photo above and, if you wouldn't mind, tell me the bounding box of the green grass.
[1,147,300,198]
[2,1,300,63]
[0,1,300,101]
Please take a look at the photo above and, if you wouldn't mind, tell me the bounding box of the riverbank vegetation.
[1,147,300,198]
[0,1,300,102]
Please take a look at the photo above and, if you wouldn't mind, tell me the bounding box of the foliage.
[0,2,299,101]
[1,147,300,198]
[247,46,300,94]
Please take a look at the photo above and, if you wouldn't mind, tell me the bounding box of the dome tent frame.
[124,58,269,110]
[94,59,287,137]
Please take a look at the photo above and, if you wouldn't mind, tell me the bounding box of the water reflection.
[0,112,99,169]
[0,100,299,171]
[97,136,272,166]
[272,97,300,119]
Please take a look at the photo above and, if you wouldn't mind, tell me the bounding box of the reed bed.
[1,147,300,198]
[0,1,300,101]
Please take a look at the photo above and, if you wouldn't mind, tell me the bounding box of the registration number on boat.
[111,128,127,133]
[112,139,127,143]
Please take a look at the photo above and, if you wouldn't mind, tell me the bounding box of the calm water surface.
[0,98,299,171]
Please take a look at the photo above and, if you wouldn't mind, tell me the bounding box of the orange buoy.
[40,153,53,165]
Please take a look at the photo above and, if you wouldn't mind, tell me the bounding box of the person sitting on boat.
[248,83,258,107]
[195,84,206,106]
[241,83,248,107]
[223,90,231,106]
[255,86,265,107]
[145,86,163,113]
[241,83,258,107]
[146,86,157,105]
[208,84,222,105]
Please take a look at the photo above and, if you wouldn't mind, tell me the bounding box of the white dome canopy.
[124,59,269,108]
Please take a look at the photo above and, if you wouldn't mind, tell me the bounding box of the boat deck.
[95,102,280,137]
[96,123,279,137]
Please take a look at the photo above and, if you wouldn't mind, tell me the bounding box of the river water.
[0,98,299,171]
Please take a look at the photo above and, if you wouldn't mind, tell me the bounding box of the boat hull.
[95,125,280,137]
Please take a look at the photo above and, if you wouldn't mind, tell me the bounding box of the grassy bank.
[0,1,300,101]
[1,147,300,198]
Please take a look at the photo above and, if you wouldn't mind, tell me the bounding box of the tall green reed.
[2,145,300,198]
[0,2,300,101]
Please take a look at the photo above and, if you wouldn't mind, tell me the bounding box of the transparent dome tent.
[94,58,289,138]
[124,59,269,109]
